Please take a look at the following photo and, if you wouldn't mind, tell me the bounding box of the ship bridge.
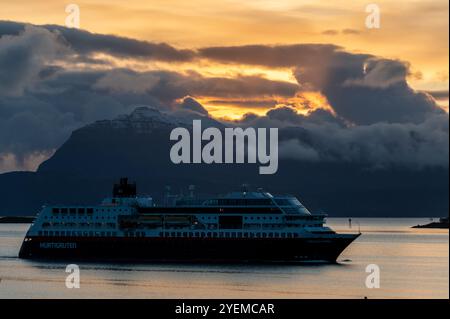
[272,196,312,215]
[196,191,313,216]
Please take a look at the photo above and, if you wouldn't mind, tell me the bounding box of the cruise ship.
[19,178,360,263]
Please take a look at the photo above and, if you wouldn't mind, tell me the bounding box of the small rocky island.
[412,217,449,229]
[0,216,35,223]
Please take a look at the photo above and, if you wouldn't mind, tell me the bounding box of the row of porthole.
[45,215,115,220]
[51,208,129,214]
[39,230,117,237]
[244,216,281,220]
[160,231,299,239]
[42,223,116,228]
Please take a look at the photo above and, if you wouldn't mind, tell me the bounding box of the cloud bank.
[0,21,448,172]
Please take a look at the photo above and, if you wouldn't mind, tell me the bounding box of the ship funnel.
[113,177,137,198]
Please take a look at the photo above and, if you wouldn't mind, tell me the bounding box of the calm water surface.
[0,218,448,298]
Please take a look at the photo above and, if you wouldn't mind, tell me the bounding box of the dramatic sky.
[0,0,448,172]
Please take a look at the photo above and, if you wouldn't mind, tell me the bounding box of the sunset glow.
[1,0,448,116]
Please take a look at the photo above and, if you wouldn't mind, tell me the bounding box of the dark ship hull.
[19,234,360,263]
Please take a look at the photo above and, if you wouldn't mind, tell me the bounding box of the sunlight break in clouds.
[0,0,448,172]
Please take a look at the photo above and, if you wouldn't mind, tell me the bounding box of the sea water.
[0,218,448,299]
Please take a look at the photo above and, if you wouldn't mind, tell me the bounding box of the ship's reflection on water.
[0,219,448,299]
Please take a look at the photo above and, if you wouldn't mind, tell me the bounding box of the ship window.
[294,233,299,238]
[70,208,76,215]
[87,208,93,214]
[61,208,68,214]
[268,233,273,238]
[52,208,59,214]
[78,208,85,214]
[219,216,243,229]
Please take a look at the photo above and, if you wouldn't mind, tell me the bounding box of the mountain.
[0,107,448,217]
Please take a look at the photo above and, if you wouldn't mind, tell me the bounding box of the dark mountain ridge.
[1,107,448,217]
